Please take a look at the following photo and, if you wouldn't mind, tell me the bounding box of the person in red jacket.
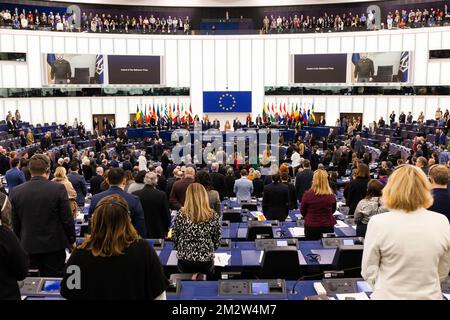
[300,169,337,240]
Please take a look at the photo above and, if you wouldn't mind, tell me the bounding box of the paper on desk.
[288,227,305,237]
[310,249,336,264]
[335,220,349,228]
[336,292,370,300]
[214,253,231,267]
[443,293,450,300]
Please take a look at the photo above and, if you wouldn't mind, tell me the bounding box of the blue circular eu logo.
[218,93,236,111]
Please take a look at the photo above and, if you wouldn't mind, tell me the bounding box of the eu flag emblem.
[203,91,251,113]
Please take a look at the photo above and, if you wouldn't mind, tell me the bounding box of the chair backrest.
[332,244,364,277]
[222,209,242,223]
[74,67,90,84]
[376,65,393,82]
[261,246,301,279]
[247,223,274,241]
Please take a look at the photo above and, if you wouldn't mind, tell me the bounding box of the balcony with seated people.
[0,0,448,35]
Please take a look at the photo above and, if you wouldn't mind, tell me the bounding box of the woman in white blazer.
[362,165,450,300]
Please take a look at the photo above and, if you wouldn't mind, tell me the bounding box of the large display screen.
[292,54,347,83]
[351,51,410,83]
[291,51,411,84]
[43,54,103,85]
[107,55,162,85]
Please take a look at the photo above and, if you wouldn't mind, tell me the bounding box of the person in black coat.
[0,193,29,300]
[210,163,225,200]
[133,172,170,239]
[344,164,370,216]
[0,150,10,175]
[295,160,314,203]
[224,167,236,198]
[19,130,27,148]
[95,136,104,153]
[252,171,264,198]
[10,154,75,277]
[262,173,290,221]
[68,161,88,207]
[281,172,297,210]
[90,167,104,195]
[156,167,167,192]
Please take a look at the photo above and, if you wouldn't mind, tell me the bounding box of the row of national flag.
[262,102,316,124]
[135,103,193,125]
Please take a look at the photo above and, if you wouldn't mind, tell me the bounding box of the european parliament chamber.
[0,0,449,313]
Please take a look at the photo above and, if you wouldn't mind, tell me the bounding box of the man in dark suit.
[11,154,75,277]
[95,136,103,153]
[406,112,413,124]
[389,111,396,125]
[133,172,170,239]
[295,159,314,203]
[102,117,109,131]
[210,163,225,200]
[40,132,53,151]
[155,166,167,192]
[0,148,10,175]
[89,168,146,237]
[169,166,195,210]
[256,114,263,127]
[5,158,25,195]
[399,112,406,124]
[262,173,290,221]
[89,167,104,196]
[67,161,87,207]
[233,118,242,130]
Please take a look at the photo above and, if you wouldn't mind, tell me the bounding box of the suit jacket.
[282,181,298,210]
[210,172,225,200]
[68,172,87,206]
[133,185,170,239]
[233,177,253,203]
[262,182,290,221]
[89,186,146,237]
[5,167,26,195]
[11,176,75,254]
[344,177,369,216]
[224,175,236,198]
[252,178,264,198]
[295,169,314,202]
[89,174,104,195]
[169,177,195,210]
[156,174,167,192]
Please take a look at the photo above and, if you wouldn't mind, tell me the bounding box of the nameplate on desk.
[255,239,298,250]
[288,227,305,238]
[218,279,286,296]
[322,237,364,248]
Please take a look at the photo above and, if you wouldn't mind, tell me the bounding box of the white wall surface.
[0,26,449,127]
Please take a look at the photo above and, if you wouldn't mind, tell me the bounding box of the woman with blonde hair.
[61,194,168,299]
[300,169,337,240]
[362,165,450,300]
[52,166,78,218]
[172,183,221,276]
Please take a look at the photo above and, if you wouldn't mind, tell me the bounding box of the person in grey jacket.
[354,179,388,237]
[233,169,253,203]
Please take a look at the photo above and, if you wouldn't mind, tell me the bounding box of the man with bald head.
[169,166,195,210]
